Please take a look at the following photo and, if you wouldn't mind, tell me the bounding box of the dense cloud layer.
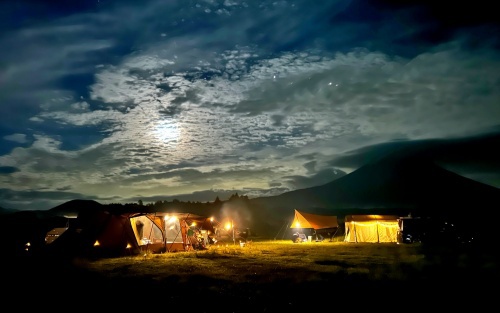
[1,0,499,210]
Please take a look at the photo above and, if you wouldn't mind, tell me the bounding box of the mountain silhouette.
[249,153,500,233]
[48,199,104,217]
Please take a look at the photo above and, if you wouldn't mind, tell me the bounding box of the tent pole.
[377,221,380,243]
[146,213,155,252]
[354,221,357,243]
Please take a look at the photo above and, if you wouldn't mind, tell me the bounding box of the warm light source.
[165,215,178,223]
[191,222,197,227]
[225,222,232,230]
[126,243,132,249]
[94,240,100,246]
[294,222,301,228]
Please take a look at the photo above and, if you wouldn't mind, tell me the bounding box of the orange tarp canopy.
[290,209,338,230]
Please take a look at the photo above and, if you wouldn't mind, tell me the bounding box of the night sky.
[1,0,499,211]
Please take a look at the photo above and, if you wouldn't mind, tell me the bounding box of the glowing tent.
[46,210,215,257]
[290,209,339,241]
[344,215,399,243]
[129,212,215,253]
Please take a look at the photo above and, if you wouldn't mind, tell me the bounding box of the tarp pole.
[282,222,289,239]
[274,221,287,240]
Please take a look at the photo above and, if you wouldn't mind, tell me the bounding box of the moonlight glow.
[153,119,181,145]
[0,1,498,211]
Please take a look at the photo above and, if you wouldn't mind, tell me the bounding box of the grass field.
[5,239,498,311]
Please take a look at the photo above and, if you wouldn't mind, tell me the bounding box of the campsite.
[1,206,498,312]
[2,204,481,260]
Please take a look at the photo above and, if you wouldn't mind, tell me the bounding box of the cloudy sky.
[1,0,499,211]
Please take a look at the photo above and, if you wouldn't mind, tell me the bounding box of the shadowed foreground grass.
[5,240,498,311]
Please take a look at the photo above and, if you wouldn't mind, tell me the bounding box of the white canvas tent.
[344,215,399,243]
[129,212,215,253]
[46,210,215,257]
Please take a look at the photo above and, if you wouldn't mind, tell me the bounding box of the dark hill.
[0,206,18,215]
[248,154,500,237]
[48,199,104,217]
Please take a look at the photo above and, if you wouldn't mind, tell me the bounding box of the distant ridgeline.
[0,206,18,215]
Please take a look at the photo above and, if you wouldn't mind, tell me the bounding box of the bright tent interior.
[344,215,400,243]
[129,212,215,253]
[44,210,216,256]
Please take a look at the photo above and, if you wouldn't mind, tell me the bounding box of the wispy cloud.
[0,0,499,210]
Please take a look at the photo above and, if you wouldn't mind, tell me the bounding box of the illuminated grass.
[4,239,498,311]
[82,240,427,283]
